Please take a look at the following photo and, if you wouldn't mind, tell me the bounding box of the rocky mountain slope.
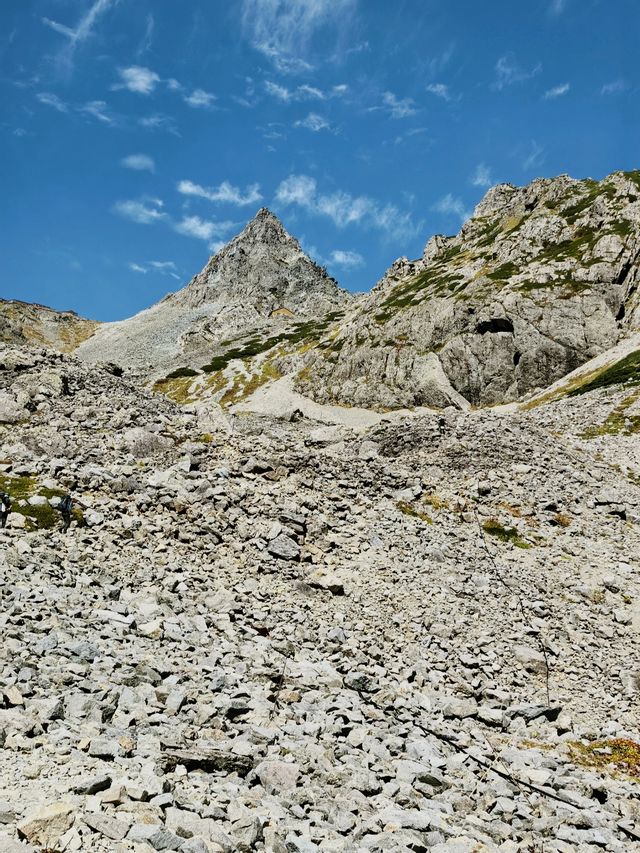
[292,170,640,409]
[76,209,351,375]
[0,343,639,851]
[154,170,640,414]
[0,298,99,353]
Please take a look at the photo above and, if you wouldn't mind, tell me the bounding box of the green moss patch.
[396,501,433,524]
[570,738,640,779]
[483,518,531,548]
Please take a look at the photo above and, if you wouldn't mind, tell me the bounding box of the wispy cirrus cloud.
[426,83,451,101]
[523,140,545,170]
[42,0,117,74]
[241,0,357,73]
[294,112,331,131]
[129,260,180,280]
[432,193,470,223]
[492,54,541,91]
[178,180,263,206]
[80,100,113,123]
[381,91,417,119]
[36,91,115,124]
[264,81,346,103]
[600,79,627,95]
[275,174,420,240]
[36,92,68,112]
[543,82,570,99]
[471,163,492,188]
[136,13,155,57]
[121,154,156,172]
[138,113,180,136]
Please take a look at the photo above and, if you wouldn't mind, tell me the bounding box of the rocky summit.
[1,169,640,853]
[76,208,351,377]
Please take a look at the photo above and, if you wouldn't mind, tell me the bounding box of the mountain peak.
[233,206,291,247]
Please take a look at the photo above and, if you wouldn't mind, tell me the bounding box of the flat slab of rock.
[83,811,130,841]
[159,747,254,777]
[17,801,75,848]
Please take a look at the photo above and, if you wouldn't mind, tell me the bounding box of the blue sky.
[1,0,637,321]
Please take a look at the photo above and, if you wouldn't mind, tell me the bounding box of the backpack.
[0,493,10,512]
[59,495,73,514]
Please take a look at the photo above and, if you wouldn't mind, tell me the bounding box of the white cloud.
[543,82,570,99]
[276,174,318,208]
[549,0,567,13]
[329,250,364,269]
[600,79,627,95]
[121,154,155,172]
[275,174,419,240]
[177,180,263,206]
[80,100,112,123]
[242,0,356,72]
[115,197,234,247]
[382,91,417,118]
[493,54,541,91]
[295,112,330,131]
[264,81,330,102]
[36,92,68,112]
[115,66,161,95]
[265,81,292,101]
[426,83,450,101]
[433,193,470,223]
[173,216,235,242]
[185,88,216,108]
[130,260,180,280]
[471,163,492,188]
[113,199,166,225]
[42,0,116,73]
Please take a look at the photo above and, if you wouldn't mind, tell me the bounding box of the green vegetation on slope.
[201,311,344,373]
[569,350,640,397]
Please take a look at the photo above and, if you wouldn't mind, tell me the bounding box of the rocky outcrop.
[0,299,98,353]
[295,170,640,408]
[76,209,351,374]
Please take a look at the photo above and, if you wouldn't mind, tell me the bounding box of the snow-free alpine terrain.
[1,170,640,853]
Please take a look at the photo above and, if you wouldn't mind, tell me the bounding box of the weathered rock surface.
[0,297,98,352]
[0,343,639,851]
[76,208,351,375]
[295,170,640,408]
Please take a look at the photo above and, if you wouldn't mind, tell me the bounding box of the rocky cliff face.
[0,298,99,353]
[294,170,640,408]
[76,209,351,373]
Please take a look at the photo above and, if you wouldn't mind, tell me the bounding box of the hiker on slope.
[0,492,11,529]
